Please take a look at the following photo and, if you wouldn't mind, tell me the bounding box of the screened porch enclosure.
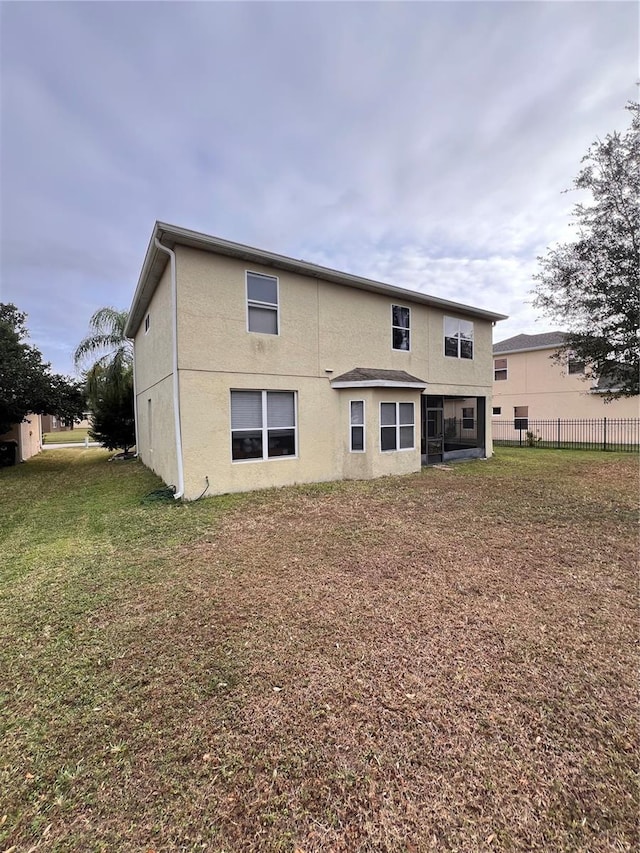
[421,395,486,464]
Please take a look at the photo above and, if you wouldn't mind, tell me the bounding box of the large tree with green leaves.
[75,307,135,452]
[0,303,85,435]
[532,102,639,399]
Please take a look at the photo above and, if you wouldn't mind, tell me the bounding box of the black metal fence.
[492,418,640,452]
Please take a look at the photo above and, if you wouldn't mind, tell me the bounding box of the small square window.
[492,407,501,416]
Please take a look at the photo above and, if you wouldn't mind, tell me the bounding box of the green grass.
[1,448,638,852]
[42,428,91,444]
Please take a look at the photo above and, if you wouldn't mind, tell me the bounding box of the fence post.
[557,418,561,449]
[603,417,607,452]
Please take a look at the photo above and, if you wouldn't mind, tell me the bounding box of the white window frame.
[349,400,366,453]
[379,401,415,452]
[494,357,507,381]
[444,316,474,360]
[391,304,411,352]
[230,390,297,463]
[246,271,279,335]
[144,313,150,334]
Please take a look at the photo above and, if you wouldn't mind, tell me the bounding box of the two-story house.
[125,223,507,499]
[492,332,639,423]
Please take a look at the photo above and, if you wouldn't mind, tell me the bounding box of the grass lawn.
[1,449,638,852]
[42,428,91,444]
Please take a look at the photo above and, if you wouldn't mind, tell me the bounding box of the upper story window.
[380,402,415,451]
[350,400,365,452]
[231,390,296,461]
[444,316,474,359]
[247,272,279,334]
[144,313,150,334]
[494,357,507,380]
[567,352,585,375]
[392,305,410,351]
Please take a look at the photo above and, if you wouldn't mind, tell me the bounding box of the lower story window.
[231,390,296,461]
[514,405,528,431]
[350,400,365,452]
[380,402,414,451]
[492,406,501,416]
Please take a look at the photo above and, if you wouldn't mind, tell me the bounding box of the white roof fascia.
[330,380,427,389]
[493,344,565,356]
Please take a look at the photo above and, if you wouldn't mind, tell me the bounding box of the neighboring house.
[125,222,507,500]
[492,332,639,423]
[42,412,92,432]
[0,414,42,464]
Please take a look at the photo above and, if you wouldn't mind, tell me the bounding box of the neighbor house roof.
[125,222,508,338]
[330,368,427,389]
[493,331,568,355]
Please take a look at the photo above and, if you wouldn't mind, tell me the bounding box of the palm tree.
[74,307,132,397]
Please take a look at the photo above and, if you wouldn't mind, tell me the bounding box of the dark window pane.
[381,426,397,451]
[247,273,278,305]
[444,336,458,357]
[351,426,364,451]
[399,426,414,449]
[460,339,473,359]
[232,430,263,460]
[392,305,410,328]
[399,403,414,425]
[248,305,278,334]
[380,403,397,426]
[268,428,295,457]
[393,327,410,350]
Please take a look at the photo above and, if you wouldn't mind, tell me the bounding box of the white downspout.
[132,338,140,456]
[154,238,185,499]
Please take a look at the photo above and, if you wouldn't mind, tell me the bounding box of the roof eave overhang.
[126,221,509,337]
[493,344,565,356]
[331,380,427,389]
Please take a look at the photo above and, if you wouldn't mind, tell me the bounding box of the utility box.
[0,440,18,467]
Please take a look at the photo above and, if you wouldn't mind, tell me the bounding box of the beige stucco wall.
[132,245,498,498]
[493,349,640,419]
[0,415,42,462]
[133,263,178,489]
[178,372,423,498]
[136,375,179,490]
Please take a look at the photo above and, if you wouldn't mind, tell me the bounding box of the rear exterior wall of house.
[133,245,497,498]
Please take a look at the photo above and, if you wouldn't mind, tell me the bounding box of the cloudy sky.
[1,0,637,376]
